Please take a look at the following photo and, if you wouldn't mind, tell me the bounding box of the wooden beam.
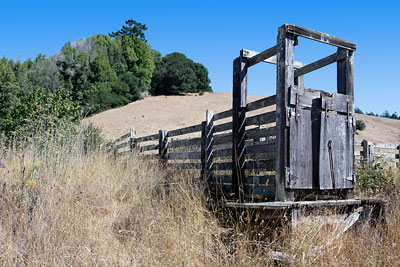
[159,130,168,164]
[129,127,136,152]
[232,57,248,201]
[276,25,295,202]
[246,46,277,67]
[337,48,354,97]
[241,49,304,69]
[294,49,348,78]
[285,24,356,51]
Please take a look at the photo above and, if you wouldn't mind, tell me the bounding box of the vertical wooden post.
[276,25,295,202]
[337,48,354,97]
[129,127,136,152]
[202,110,214,183]
[294,62,305,88]
[362,140,374,163]
[397,145,400,169]
[159,130,168,166]
[232,56,248,201]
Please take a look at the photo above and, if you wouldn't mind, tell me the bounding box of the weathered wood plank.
[214,121,232,133]
[337,48,354,97]
[245,159,276,171]
[139,143,159,152]
[275,25,295,201]
[212,175,275,185]
[106,132,130,147]
[168,162,202,170]
[371,142,398,150]
[321,93,354,114]
[374,152,397,159]
[213,148,231,158]
[214,162,232,171]
[212,184,275,196]
[168,137,202,148]
[285,24,356,50]
[246,95,277,112]
[294,49,348,78]
[288,109,313,189]
[167,123,203,137]
[136,133,159,143]
[213,133,232,145]
[320,113,354,189]
[354,141,362,146]
[247,143,276,155]
[246,111,276,126]
[247,46,277,67]
[241,49,304,69]
[115,140,130,150]
[289,86,322,108]
[168,151,202,160]
[246,126,277,140]
[203,110,214,181]
[159,130,168,164]
[214,109,233,121]
[129,128,136,151]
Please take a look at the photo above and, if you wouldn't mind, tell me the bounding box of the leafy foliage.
[151,52,212,95]
[356,120,366,131]
[109,19,148,42]
[356,160,400,197]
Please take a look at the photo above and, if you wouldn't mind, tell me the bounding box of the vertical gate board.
[288,109,313,189]
[319,112,354,189]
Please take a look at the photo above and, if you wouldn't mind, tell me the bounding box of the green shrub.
[356,160,400,197]
[356,120,366,131]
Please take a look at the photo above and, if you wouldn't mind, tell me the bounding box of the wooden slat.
[374,152,397,160]
[337,48,354,97]
[213,162,232,171]
[246,111,276,126]
[213,148,231,158]
[139,144,159,152]
[214,109,233,121]
[136,133,159,142]
[246,95,276,112]
[247,143,276,155]
[168,162,202,170]
[168,151,202,160]
[285,24,356,50]
[214,121,232,133]
[321,93,354,114]
[212,184,275,197]
[106,132,130,147]
[168,137,202,148]
[246,126,277,140]
[167,123,203,137]
[289,86,322,108]
[213,175,276,185]
[245,159,276,170]
[241,49,304,69]
[294,49,348,78]
[354,141,362,146]
[247,46,277,67]
[372,142,398,150]
[213,133,232,145]
[115,141,130,150]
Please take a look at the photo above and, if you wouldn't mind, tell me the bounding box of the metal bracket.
[286,107,296,127]
[285,167,292,186]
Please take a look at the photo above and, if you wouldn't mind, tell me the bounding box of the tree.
[151,52,212,95]
[109,19,148,42]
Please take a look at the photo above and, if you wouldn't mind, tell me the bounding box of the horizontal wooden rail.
[169,137,202,148]
[167,123,203,137]
[168,162,202,170]
[214,109,233,121]
[246,45,277,67]
[212,175,275,185]
[136,133,159,143]
[294,49,348,78]
[246,95,276,112]
[285,24,356,50]
[246,126,277,140]
[168,151,202,160]
[246,111,276,126]
[241,49,304,69]
[213,184,275,197]
[139,144,159,152]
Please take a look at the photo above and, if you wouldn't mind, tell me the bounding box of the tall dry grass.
[0,129,399,266]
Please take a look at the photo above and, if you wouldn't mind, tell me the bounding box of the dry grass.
[0,131,399,266]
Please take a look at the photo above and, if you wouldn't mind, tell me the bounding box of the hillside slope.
[83,92,400,145]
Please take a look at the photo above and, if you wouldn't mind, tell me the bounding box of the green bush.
[356,120,366,131]
[356,160,400,197]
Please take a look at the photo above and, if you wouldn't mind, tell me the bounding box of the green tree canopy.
[109,19,148,42]
[151,52,212,96]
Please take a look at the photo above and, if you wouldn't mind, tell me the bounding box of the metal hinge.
[286,107,296,127]
[285,167,292,186]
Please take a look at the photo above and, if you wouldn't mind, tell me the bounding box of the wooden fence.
[354,140,400,168]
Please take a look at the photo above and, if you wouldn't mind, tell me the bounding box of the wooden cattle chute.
[108,25,389,223]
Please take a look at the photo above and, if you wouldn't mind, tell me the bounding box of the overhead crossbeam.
[294,49,348,78]
[285,24,356,51]
[241,49,305,69]
[245,45,277,67]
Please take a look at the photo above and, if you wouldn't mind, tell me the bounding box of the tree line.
[0,19,212,138]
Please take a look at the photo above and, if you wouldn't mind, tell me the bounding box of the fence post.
[397,145,400,168]
[362,140,374,163]
[159,130,168,166]
[202,110,214,183]
[232,56,248,202]
[129,127,136,152]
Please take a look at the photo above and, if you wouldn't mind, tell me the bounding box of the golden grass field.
[0,129,399,266]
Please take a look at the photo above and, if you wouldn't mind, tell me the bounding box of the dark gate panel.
[319,112,354,189]
[288,108,313,189]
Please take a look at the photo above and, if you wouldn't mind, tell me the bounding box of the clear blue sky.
[1,0,399,114]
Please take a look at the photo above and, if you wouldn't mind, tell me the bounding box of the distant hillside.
[83,92,400,145]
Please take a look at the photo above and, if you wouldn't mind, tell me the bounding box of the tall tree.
[109,19,148,42]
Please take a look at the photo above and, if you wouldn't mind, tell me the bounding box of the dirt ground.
[83,92,400,145]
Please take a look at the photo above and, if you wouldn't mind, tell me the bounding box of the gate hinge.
[285,167,292,186]
[286,107,296,127]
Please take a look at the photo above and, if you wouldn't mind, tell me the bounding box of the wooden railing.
[355,140,400,168]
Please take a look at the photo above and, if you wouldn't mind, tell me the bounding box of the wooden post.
[397,145,400,169]
[232,56,248,201]
[362,140,374,163]
[159,130,168,166]
[337,48,354,97]
[294,62,305,88]
[129,127,136,152]
[202,110,214,183]
[275,25,295,202]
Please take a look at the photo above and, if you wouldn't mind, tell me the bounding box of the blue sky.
[1,0,399,114]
